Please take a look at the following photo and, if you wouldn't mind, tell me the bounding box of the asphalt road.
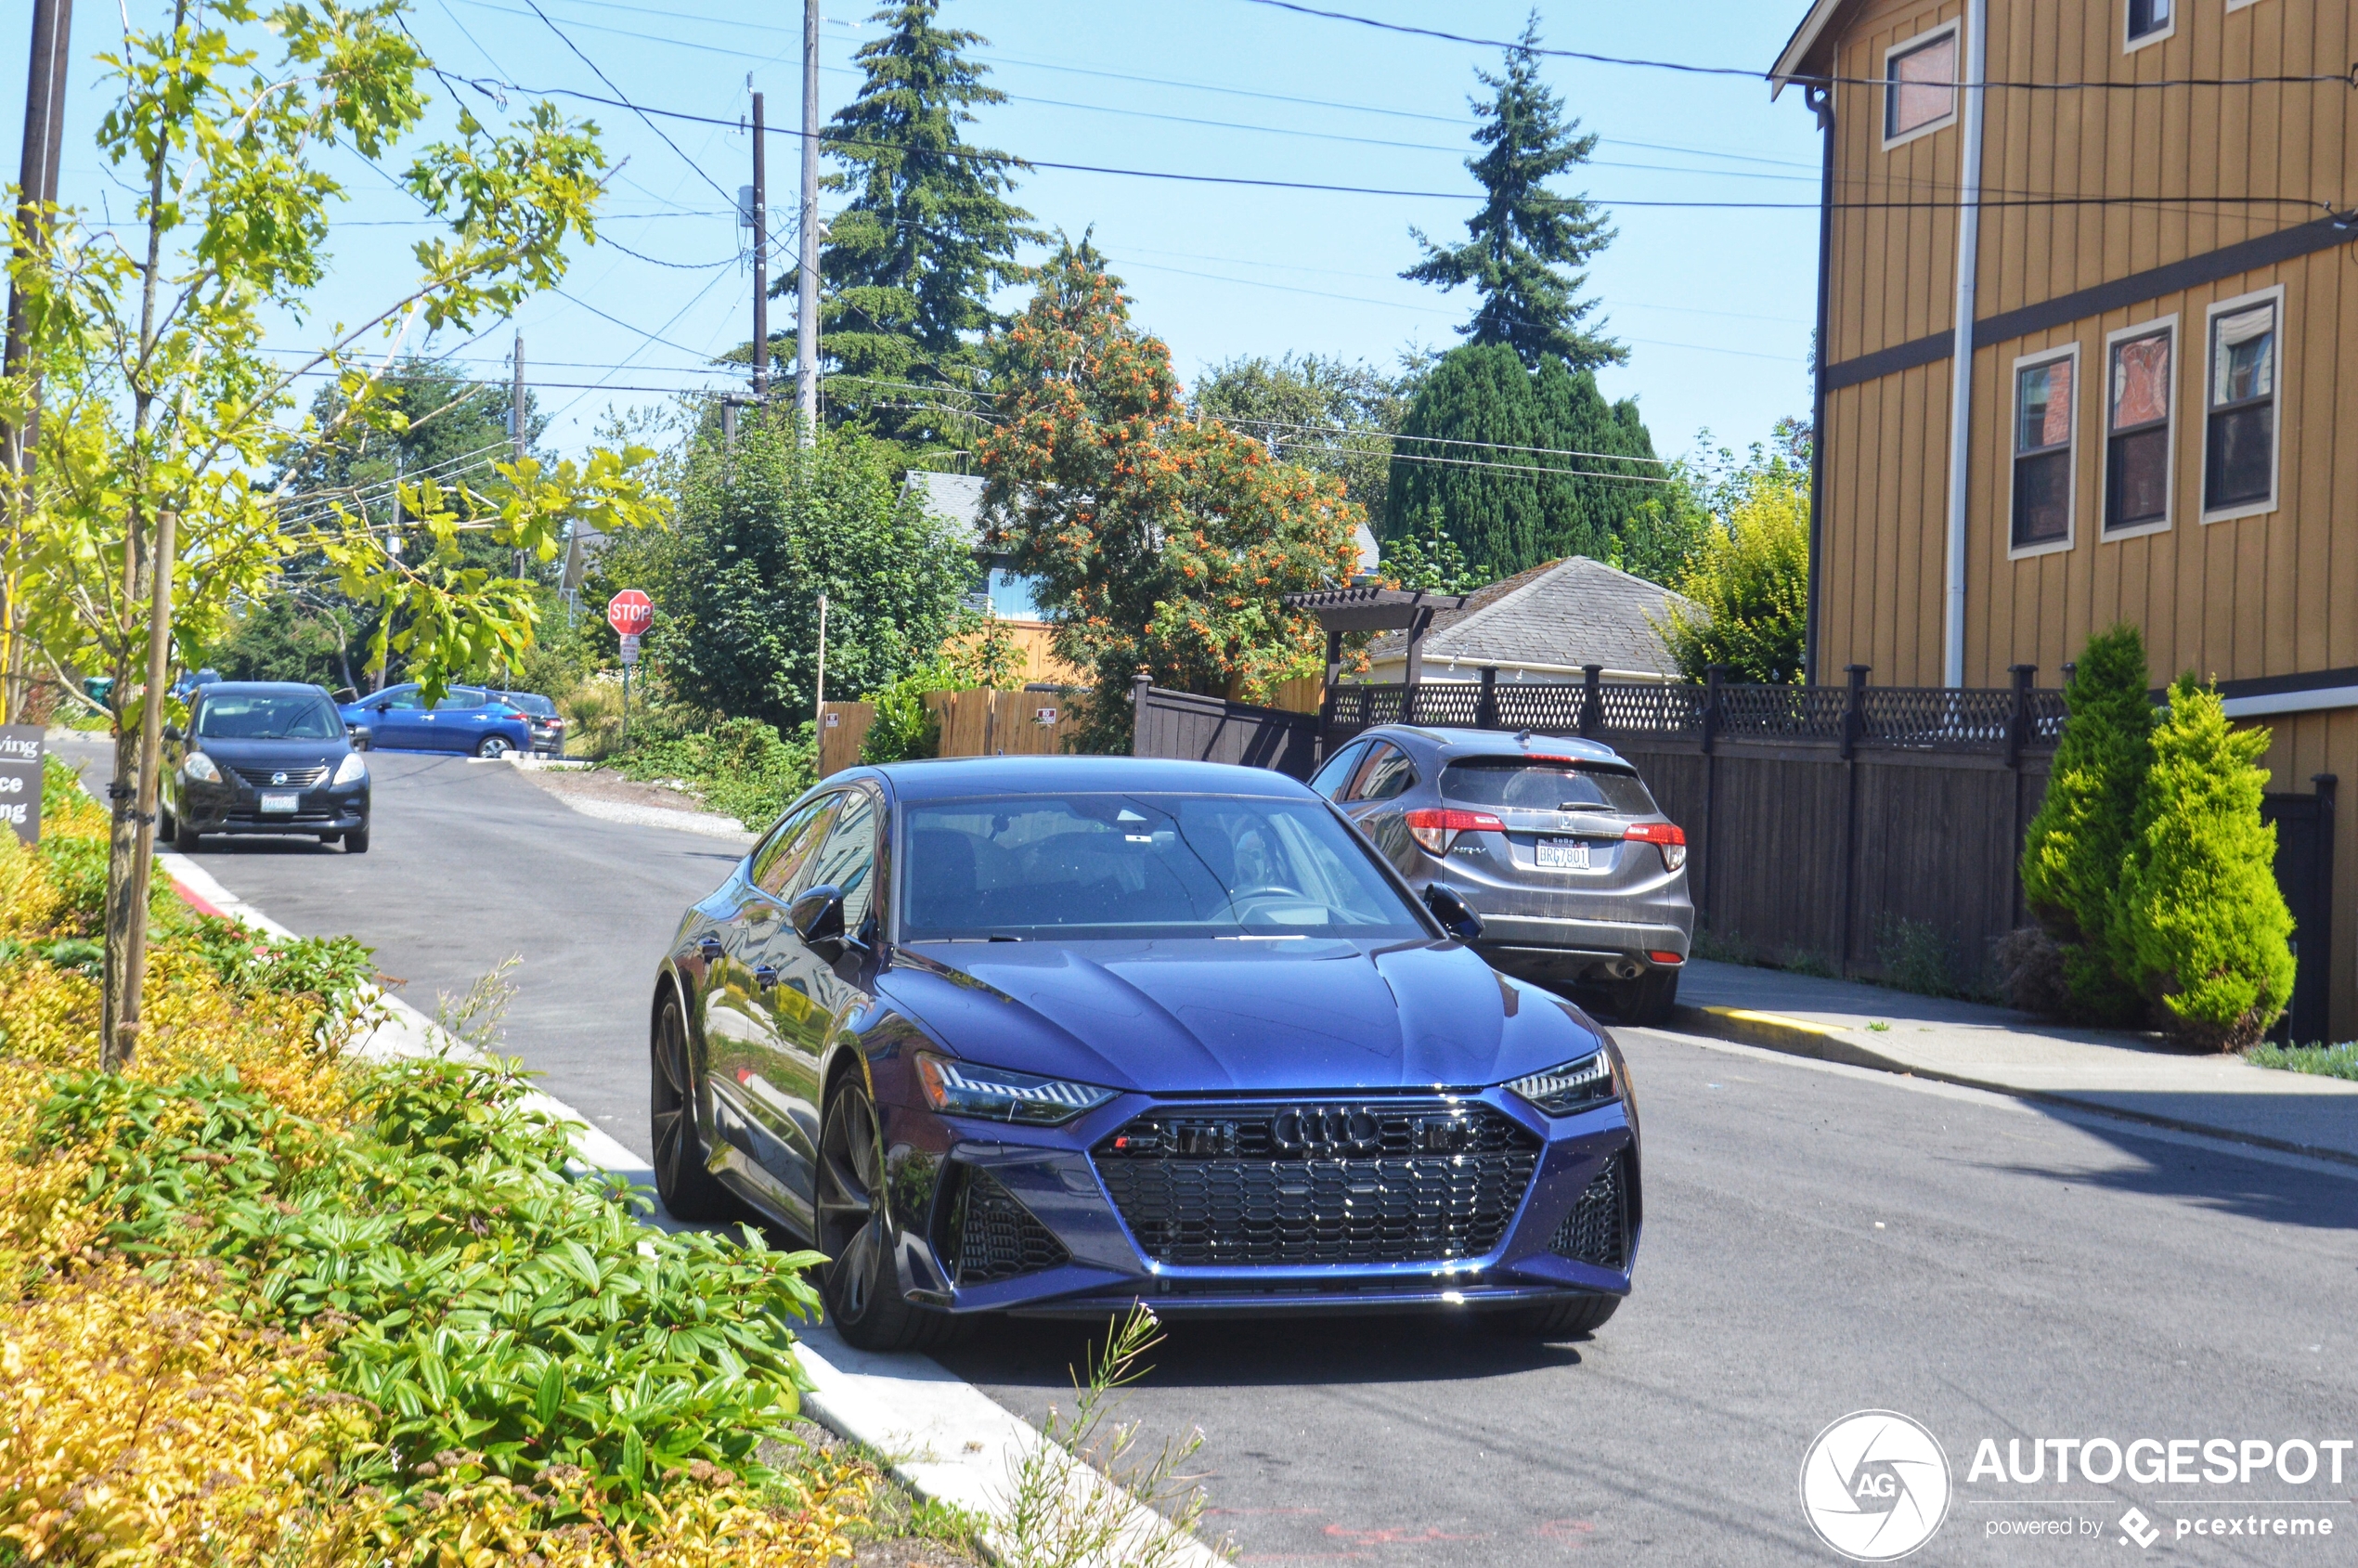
[81,737,2358,1565]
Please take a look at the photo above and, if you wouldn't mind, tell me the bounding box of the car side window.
[1308,742,1367,800]
[377,687,422,710]
[804,791,880,935]
[752,796,837,899]
[1351,743,1416,802]
[435,687,488,712]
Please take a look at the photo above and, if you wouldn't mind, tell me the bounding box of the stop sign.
[606,590,653,638]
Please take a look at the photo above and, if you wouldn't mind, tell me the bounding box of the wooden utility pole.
[795,0,821,437]
[0,0,73,724]
[511,332,527,582]
[750,91,769,395]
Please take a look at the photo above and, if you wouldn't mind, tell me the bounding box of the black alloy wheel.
[817,1075,964,1351]
[1611,966,1680,1028]
[344,824,370,854]
[649,991,740,1222]
[475,733,512,759]
[175,812,203,853]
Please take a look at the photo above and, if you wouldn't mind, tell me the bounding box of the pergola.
[1283,585,1473,690]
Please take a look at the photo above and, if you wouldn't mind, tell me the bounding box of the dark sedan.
[162,682,370,852]
[649,756,1641,1351]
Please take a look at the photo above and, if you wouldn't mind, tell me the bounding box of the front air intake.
[944,1166,1069,1287]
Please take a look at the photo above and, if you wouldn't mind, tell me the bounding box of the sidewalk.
[1671,958,2358,1164]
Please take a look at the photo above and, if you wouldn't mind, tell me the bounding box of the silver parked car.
[1309,726,1695,1024]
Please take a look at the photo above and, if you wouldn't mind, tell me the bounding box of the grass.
[2244,1041,2358,1080]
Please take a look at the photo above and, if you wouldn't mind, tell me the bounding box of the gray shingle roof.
[1363,556,1699,679]
[904,471,989,549]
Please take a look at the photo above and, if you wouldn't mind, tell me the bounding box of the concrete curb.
[1669,1004,2358,1171]
[157,853,1224,1568]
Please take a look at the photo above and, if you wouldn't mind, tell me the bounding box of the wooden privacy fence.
[818,701,875,779]
[926,686,1082,758]
[1130,678,1319,778]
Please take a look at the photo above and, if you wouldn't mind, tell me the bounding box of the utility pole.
[795,0,822,439]
[0,0,73,725]
[510,332,527,585]
[750,90,769,395]
[813,592,827,732]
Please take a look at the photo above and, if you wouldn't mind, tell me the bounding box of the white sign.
[618,633,641,667]
[823,712,840,728]
[1035,706,1058,724]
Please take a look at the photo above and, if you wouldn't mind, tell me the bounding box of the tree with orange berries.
[978,240,1363,749]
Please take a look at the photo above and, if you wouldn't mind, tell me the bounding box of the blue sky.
[0,0,1825,462]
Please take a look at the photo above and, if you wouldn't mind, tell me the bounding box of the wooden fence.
[926,687,1082,758]
[818,701,875,779]
[1131,680,1319,778]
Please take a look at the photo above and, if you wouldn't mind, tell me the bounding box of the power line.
[516,0,737,204]
[1237,0,2358,91]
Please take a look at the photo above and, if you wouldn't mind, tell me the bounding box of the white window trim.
[2008,343,2080,561]
[1881,20,1962,150]
[2224,0,2264,12]
[2124,0,2175,52]
[2199,282,2285,525]
[2098,315,2177,542]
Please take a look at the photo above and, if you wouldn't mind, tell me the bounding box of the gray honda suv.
[1311,726,1694,1024]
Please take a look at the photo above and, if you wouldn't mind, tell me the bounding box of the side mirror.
[347,723,371,751]
[372,701,392,715]
[162,723,183,743]
[788,883,848,959]
[1423,882,1484,943]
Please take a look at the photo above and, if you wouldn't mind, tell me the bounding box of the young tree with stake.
[2,0,661,1069]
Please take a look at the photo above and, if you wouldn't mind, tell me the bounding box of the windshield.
[900,793,1430,942]
[502,693,556,716]
[194,693,344,741]
[1441,759,1657,815]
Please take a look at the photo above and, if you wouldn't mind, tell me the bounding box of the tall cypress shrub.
[2116,676,2295,1051]
[2018,626,2154,1023]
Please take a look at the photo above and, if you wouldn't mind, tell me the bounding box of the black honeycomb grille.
[1550,1150,1628,1270]
[952,1169,1069,1286]
[1092,1101,1540,1267]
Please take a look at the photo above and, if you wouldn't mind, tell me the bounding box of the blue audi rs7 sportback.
[649,756,1641,1350]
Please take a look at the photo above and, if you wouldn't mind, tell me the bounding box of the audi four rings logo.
[1271,1107,1383,1156]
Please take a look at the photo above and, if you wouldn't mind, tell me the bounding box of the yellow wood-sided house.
[1772,0,2358,1035]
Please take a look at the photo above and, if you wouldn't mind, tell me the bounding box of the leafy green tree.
[2018,626,2156,1024]
[1653,468,1808,683]
[1382,343,1656,579]
[2117,676,2296,1050]
[777,0,1041,449]
[978,243,1362,749]
[6,0,657,1068]
[1380,504,1482,593]
[1403,13,1621,371]
[1191,353,1416,531]
[593,409,970,735]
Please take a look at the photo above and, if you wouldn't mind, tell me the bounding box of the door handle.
[697,934,723,962]
[752,963,780,990]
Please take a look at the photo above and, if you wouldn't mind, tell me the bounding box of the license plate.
[1536,837,1591,870]
[260,793,299,813]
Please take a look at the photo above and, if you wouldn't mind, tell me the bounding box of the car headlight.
[913,1050,1117,1126]
[1504,1051,1620,1116]
[332,751,368,786]
[183,752,221,784]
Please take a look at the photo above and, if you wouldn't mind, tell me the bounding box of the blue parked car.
[649,756,1641,1350]
[340,682,535,758]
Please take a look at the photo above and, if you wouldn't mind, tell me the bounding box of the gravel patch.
[507,758,755,843]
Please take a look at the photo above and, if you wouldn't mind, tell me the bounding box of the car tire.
[649,989,743,1224]
[174,813,203,853]
[344,825,370,854]
[819,1074,966,1353]
[1492,1292,1621,1340]
[475,734,512,759]
[1610,966,1679,1028]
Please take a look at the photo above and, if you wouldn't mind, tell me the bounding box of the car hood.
[879,938,1602,1095]
[188,735,352,772]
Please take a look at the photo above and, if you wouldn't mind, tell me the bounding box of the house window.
[2203,292,2279,517]
[2126,0,2172,45]
[1884,25,1959,145]
[2105,325,2172,533]
[2011,349,2077,551]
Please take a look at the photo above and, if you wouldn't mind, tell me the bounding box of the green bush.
[185,914,378,1024]
[2018,626,2154,1024]
[2116,676,2295,1051]
[611,716,817,831]
[2246,1042,2358,1079]
[861,664,953,765]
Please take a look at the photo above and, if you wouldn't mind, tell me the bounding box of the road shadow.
[939,1306,1589,1393]
[1984,1100,2358,1232]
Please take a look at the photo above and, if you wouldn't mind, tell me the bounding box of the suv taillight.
[1625,820,1688,873]
[1405,808,1506,854]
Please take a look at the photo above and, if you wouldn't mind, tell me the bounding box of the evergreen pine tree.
[1382,343,1656,579]
[2018,626,2154,1024]
[778,0,1041,448]
[1403,12,1621,370]
[2116,676,2297,1050]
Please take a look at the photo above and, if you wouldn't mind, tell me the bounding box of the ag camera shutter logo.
[1799,1410,1951,1561]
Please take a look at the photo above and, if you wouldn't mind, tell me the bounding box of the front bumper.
[871,1085,1640,1318]
[180,778,369,835]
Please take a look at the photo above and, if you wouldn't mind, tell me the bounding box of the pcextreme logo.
[1800,1411,1954,1562]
